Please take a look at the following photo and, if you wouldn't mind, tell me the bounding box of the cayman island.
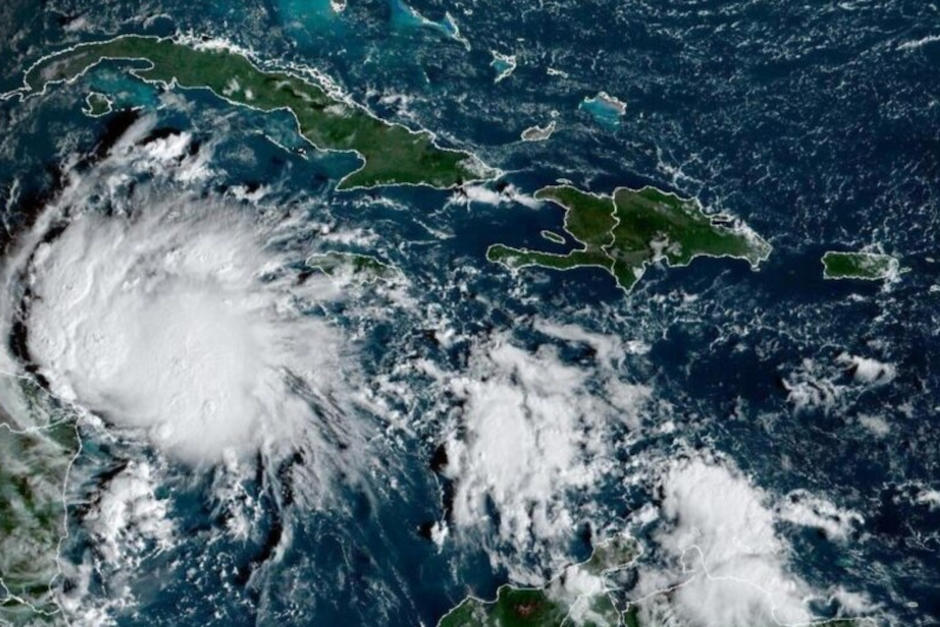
[821,251,898,281]
[11,35,490,190]
[487,184,771,292]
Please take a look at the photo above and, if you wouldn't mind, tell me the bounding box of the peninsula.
[438,536,638,627]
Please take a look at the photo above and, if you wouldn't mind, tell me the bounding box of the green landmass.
[487,184,771,292]
[441,587,570,627]
[0,376,79,624]
[17,35,489,189]
[438,536,637,627]
[581,535,638,575]
[621,606,640,627]
[81,91,112,117]
[306,251,398,281]
[821,251,898,281]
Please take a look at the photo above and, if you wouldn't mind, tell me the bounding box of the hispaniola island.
[0,0,937,625]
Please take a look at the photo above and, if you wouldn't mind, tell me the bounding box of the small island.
[10,35,490,190]
[491,51,517,83]
[82,90,113,117]
[521,121,556,142]
[487,184,771,292]
[540,230,566,244]
[438,535,638,627]
[821,251,898,281]
[579,92,626,127]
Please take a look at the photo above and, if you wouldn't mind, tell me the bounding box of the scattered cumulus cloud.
[775,490,864,542]
[837,353,897,386]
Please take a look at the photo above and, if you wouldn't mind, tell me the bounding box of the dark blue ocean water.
[1,0,938,624]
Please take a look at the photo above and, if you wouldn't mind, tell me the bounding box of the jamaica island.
[10,35,490,189]
[487,185,771,292]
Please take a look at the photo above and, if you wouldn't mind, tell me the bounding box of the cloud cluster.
[0,121,373,475]
[633,456,877,626]
[57,460,174,623]
[783,351,897,414]
[22,195,352,465]
[438,331,651,580]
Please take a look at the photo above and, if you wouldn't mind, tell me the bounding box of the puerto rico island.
[487,184,771,292]
[821,251,898,281]
[10,35,490,190]
[438,536,638,627]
